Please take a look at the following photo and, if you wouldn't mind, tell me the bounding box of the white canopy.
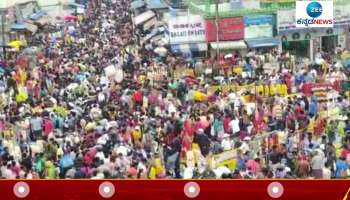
[210,40,247,50]
[133,10,155,26]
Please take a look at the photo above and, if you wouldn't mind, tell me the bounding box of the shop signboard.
[168,15,206,44]
[244,15,273,39]
[242,0,260,9]
[277,9,297,34]
[205,17,244,42]
[230,0,242,9]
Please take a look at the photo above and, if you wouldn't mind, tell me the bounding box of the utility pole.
[1,12,6,59]
[215,0,220,63]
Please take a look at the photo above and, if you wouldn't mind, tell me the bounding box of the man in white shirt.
[322,163,332,179]
[229,116,240,135]
[311,150,324,178]
[2,163,15,179]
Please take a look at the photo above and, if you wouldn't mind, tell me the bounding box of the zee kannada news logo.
[296,1,333,27]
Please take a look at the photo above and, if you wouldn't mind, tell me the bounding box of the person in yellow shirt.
[131,126,142,144]
[269,84,276,96]
[148,164,157,179]
[276,84,282,96]
[307,117,315,134]
[256,85,264,96]
[264,84,270,97]
[281,84,288,97]
[154,157,165,177]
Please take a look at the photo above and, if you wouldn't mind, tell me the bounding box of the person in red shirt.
[223,114,232,133]
[181,133,192,159]
[43,116,53,138]
[133,90,143,106]
[183,119,194,137]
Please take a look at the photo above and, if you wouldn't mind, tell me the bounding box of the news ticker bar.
[0,180,350,199]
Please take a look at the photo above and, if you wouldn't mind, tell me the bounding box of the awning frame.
[171,43,208,53]
[210,41,247,50]
[11,23,26,30]
[24,22,38,34]
[246,37,280,48]
[35,16,51,26]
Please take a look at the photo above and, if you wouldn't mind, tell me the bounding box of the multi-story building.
[181,0,350,60]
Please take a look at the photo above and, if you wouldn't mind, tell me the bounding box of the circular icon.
[13,182,30,198]
[307,2,323,18]
[267,182,284,199]
[184,182,200,198]
[99,182,115,198]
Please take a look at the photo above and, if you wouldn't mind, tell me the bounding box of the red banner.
[205,17,244,42]
[2,180,350,199]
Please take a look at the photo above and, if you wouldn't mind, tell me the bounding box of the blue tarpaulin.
[131,0,145,9]
[343,59,350,68]
[11,23,26,30]
[245,37,280,48]
[146,0,168,9]
[30,10,47,20]
[68,2,85,8]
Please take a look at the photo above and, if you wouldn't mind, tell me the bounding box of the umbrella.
[193,91,207,102]
[154,47,167,56]
[53,106,68,117]
[22,46,39,55]
[64,15,78,21]
[233,66,243,75]
[183,76,199,85]
[15,86,28,103]
[8,40,23,50]
[214,76,225,83]
[67,83,79,91]
[78,63,88,71]
[337,115,348,121]
[224,53,233,59]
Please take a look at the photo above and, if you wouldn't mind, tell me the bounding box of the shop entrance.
[321,35,338,52]
[282,40,310,58]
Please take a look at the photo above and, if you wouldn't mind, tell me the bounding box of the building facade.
[183,0,350,60]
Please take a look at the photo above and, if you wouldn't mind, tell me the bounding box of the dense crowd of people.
[0,0,350,179]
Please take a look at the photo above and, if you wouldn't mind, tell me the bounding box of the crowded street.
[0,0,350,180]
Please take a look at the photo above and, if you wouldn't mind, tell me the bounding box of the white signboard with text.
[277,9,297,34]
[168,15,206,44]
